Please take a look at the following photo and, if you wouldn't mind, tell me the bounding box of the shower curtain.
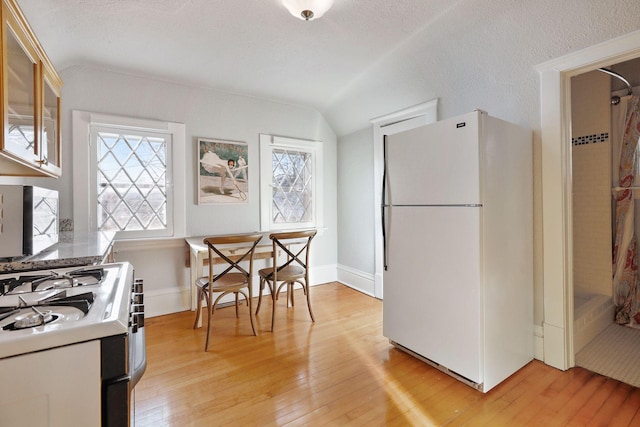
[613,95,640,326]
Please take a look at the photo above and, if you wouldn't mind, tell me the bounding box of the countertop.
[0,231,116,273]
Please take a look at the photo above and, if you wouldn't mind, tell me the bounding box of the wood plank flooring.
[135,282,640,426]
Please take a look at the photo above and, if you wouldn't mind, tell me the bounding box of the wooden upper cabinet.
[41,64,62,174]
[1,0,62,177]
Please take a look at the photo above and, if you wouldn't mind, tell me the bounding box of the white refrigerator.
[382,110,533,393]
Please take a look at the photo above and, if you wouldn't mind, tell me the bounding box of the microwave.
[0,185,59,259]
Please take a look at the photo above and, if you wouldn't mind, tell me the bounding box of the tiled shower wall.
[571,71,612,297]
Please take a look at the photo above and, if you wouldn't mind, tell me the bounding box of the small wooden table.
[185,235,275,313]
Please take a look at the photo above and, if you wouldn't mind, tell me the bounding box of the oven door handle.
[129,326,147,387]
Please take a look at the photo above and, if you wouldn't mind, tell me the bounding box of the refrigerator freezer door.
[383,205,482,384]
[385,112,481,206]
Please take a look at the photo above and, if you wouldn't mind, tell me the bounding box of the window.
[72,111,186,238]
[92,127,170,234]
[259,134,323,231]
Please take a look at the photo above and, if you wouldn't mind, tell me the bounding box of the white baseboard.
[310,263,338,286]
[145,287,191,318]
[534,324,544,362]
[145,263,338,318]
[337,264,375,297]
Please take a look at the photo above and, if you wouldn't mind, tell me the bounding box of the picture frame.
[197,137,249,204]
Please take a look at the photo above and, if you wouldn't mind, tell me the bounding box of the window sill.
[113,235,187,251]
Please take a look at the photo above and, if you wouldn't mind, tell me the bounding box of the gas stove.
[0,261,145,426]
[0,263,133,359]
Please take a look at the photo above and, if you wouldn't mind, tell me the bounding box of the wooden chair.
[256,229,317,332]
[193,233,263,351]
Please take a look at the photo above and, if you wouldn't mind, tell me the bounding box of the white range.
[0,262,146,426]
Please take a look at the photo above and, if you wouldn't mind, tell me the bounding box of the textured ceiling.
[15,0,459,135]
[13,0,640,137]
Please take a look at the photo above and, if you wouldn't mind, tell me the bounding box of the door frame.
[370,99,438,299]
[537,29,640,370]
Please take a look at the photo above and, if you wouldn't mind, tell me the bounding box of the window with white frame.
[91,127,171,234]
[259,134,323,231]
[72,111,186,239]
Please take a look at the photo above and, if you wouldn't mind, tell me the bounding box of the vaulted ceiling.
[16,0,461,136]
[14,0,640,137]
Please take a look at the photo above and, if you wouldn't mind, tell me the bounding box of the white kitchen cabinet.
[1,0,62,177]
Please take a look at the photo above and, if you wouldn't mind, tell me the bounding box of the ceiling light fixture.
[281,0,335,21]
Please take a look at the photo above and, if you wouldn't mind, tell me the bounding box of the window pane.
[96,131,168,232]
[272,148,313,224]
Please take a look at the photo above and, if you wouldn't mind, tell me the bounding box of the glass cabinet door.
[1,0,62,177]
[42,72,61,171]
[4,23,38,162]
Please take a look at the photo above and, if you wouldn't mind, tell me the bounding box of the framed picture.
[197,137,249,204]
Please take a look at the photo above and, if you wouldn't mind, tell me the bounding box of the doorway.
[538,29,640,371]
[570,64,640,387]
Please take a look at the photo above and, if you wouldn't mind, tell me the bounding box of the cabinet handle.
[36,158,49,166]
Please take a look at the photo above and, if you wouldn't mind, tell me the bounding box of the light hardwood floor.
[135,282,640,426]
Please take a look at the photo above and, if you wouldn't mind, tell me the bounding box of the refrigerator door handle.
[382,136,388,270]
[382,204,388,271]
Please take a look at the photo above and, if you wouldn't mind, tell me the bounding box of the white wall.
[326,0,640,137]
[48,65,337,316]
[336,127,375,295]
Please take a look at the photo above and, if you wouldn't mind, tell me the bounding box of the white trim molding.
[310,263,338,287]
[259,134,324,232]
[337,264,375,297]
[534,324,544,362]
[145,286,192,318]
[72,110,186,238]
[536,29,640,370]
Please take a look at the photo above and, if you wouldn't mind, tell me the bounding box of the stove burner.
[33,276,74,290]
[32,269,104,292]
[13,307,54,329]
[1,306,85,331]
[48,292,95,315]
[0,274,49,295]
[0,291,95,332]
[0,268,104,295]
